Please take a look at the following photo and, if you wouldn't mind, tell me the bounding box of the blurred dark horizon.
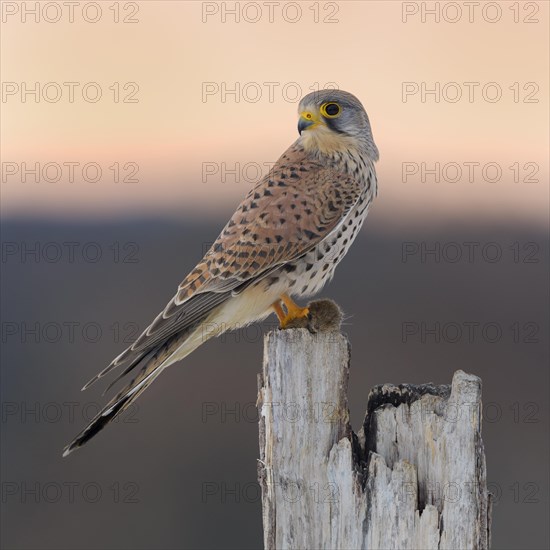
[1,217,549,550]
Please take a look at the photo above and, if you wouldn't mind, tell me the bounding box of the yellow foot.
[271,294,310,329]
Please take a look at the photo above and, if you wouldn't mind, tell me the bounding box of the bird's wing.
[83,149,365,391]
[64,150,368,456]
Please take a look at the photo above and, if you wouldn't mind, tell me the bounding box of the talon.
[278,293,309,329]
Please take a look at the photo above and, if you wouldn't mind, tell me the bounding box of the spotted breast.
[260,142,378,299]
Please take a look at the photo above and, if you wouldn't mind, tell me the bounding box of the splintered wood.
[257,329,491,550]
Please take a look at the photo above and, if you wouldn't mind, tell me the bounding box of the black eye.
[322,103,341,117]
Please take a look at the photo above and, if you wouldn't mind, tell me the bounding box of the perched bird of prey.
[63,89,379,456]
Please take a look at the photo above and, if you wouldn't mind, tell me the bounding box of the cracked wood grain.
[257,328,491,550]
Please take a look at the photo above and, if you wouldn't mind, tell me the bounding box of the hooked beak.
[298,111,318,134]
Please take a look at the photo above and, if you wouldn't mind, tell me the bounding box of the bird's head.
[297,89,378,162]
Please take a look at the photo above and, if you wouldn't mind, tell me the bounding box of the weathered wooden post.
[257,313,491,549]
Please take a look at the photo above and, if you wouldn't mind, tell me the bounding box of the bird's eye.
[321,102,341,118]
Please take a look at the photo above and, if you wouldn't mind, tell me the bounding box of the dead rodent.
[283,299,343,333]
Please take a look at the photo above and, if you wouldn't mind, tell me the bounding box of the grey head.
[297,89,379,162]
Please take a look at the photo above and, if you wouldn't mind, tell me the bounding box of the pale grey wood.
[257,328,491,550]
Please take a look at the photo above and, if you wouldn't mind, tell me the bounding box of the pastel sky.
[1,0,548,227]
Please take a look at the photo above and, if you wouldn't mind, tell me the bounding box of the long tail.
[63,277,265,456]
[62,364,165,457]
[62,322,211,457]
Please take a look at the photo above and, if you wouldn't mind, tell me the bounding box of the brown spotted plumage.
[63,89,379,456]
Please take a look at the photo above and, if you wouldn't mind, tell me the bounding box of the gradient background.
[1,1,549,549]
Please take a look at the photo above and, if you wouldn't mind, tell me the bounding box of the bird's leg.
[271,300,286,325]
[277,293,310,329]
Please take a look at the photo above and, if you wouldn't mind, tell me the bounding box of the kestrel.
[63,89,379,456]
